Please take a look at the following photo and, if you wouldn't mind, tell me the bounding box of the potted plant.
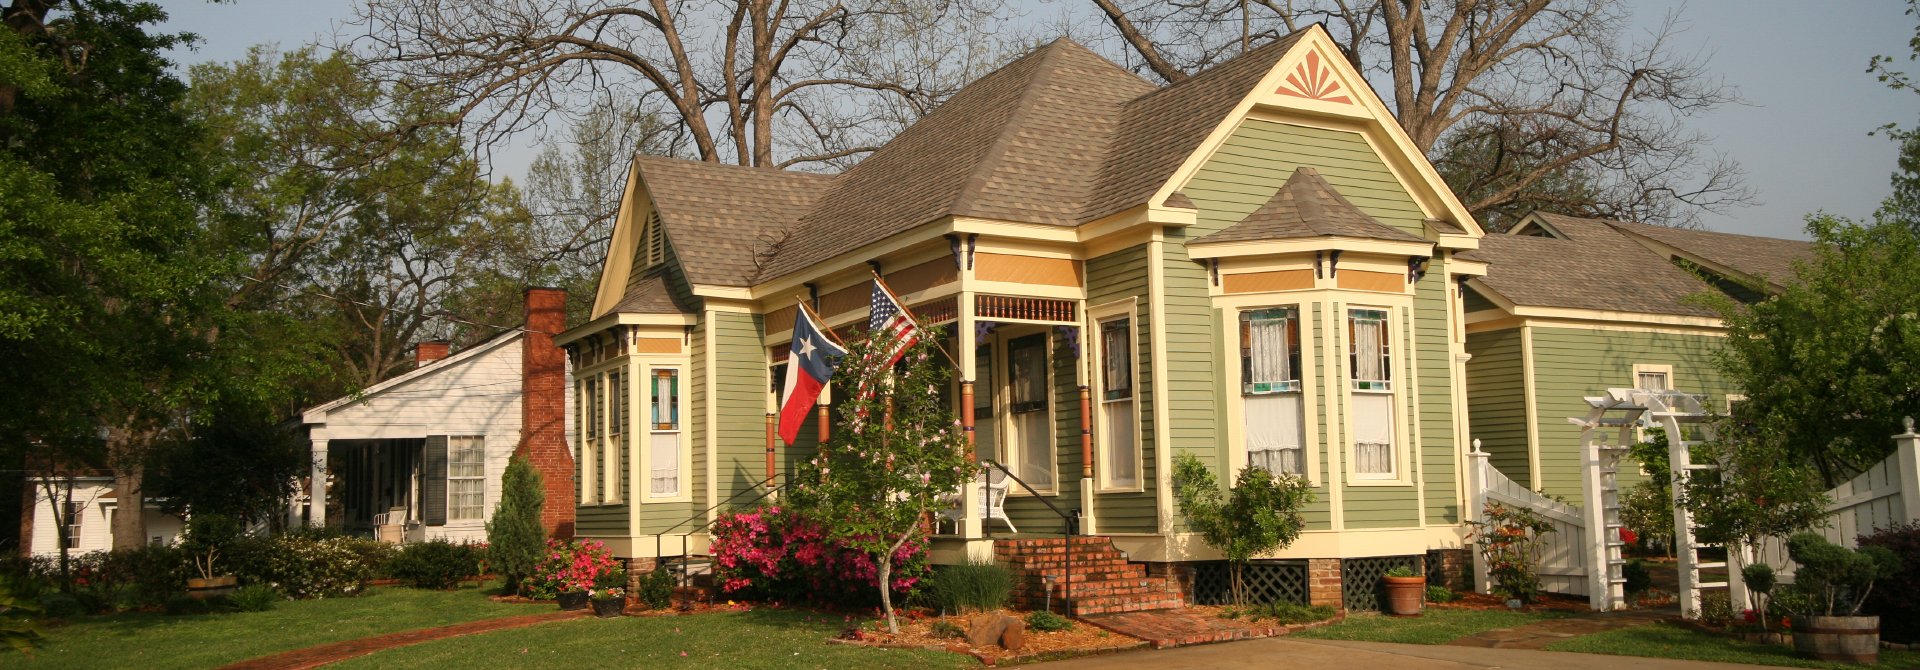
[1782,532,1901,664]
[530,539,619,611]
[1382,565,1425,616]
[589,567,627,618]
[180,515,242,600]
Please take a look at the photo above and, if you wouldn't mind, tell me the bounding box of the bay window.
[1240,308,1306,477]
[1098,316,1138,488]
[650,368,681,496]
[1348,308,1396,479]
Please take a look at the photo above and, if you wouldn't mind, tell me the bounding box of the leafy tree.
[1785,532,1902,617]
[144,402,307,525]
[1169,452,1315,605]
[1678,419,1831,625]
[787,332,972,634]
[487,455,547,594]
[0,0,241,550]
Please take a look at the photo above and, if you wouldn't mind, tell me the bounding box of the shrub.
[638,568,675,610]
[487,455,546,595]
[1623,559,1653,595]
[923,559,1014,614]
[707,504,929,607]
[1785,531,1901,617]
[1169,452,1315,606]
[1425,585,1454,603]
[387,540,484,590]
[1467,501,1555,603]
[1025,610,1073,632]
[526,539,620,600]
[227,535,394,599]
[37,593,82,619]
[1699,591,1733,628]
[1384,565,1417,578]
[229,584,279,613]
[1860,522,1920,643]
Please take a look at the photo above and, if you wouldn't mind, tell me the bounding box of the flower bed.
[826,609,1147,665]
[1425,590,1589,611]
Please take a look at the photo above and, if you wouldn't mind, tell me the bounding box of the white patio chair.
[939,468,1018,533]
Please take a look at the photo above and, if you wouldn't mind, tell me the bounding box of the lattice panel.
[1342,555,1422,612]
[1191,561,1308,606]
[1426,550,1449,588]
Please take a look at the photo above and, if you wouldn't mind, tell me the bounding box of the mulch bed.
[1085,606,1346,649]
[826,609,1148,666]
[1427,591,1590,612]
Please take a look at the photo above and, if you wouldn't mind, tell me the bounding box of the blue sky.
[155,0,1918,240]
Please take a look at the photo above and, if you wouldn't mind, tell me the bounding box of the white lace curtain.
[1246,315,1292,385]
[1353,316,1385,382]
[1351,393,1395,477]
[1245,394,1304,475]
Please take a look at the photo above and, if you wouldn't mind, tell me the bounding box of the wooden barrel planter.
[1383,576,1426,616]
[1791,615,1879,664]
[186,575,238,600]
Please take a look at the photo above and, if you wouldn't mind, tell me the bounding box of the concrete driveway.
[1019,637,1781,670]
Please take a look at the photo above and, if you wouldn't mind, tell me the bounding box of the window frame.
[1218,299,1321,487]
[644,362,692,502]
[1343,305,1409,485]
[1090,299,1145,493]
[1238,305,1312,480]
[996,328,1058,496]
[447,436,487,521]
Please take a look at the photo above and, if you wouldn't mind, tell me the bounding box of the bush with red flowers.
[708,503,927,607]
[526,539,621,599]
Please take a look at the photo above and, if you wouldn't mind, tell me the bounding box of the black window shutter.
[424,435,448,526]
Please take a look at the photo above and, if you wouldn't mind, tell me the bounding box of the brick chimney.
[415,340,451,366]
[518,287,575,539]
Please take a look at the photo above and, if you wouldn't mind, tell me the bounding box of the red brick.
[519,287,575,539]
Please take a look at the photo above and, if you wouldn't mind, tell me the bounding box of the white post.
[1467,439,1491,594]
[310,439,329,527]
[1668,421,1699,618]
[1898,417,1920,525]
[1579,424,1611,610]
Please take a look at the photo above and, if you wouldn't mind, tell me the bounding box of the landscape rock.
[1000,618,1027,651]
[967,614,1010,647]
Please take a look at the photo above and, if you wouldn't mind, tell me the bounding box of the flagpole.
[870,270,959,368]
[795,294,848,347]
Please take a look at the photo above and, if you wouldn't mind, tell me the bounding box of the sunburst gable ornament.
[1274,51,1353,104]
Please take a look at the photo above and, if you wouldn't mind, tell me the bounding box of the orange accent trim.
[974,252,1083,287]
[1274,51,1354,104]
[764,306,797,334]
[883,257,959,296]
[1336,269,1406,293]
[1223,269,1316,294]
[633,338,683,354]
[817,280,875,317]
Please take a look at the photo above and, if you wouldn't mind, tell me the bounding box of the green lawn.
[1545,621,1920,670]
[1289,608,1576,645]
[8,585,545,670]
[328,609,979,670]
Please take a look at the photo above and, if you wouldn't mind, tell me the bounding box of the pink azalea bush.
[526,538,620,599]
[708,504,927,606]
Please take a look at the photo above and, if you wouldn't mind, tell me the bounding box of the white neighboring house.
[297,305,575,543]
[23,475,184,557]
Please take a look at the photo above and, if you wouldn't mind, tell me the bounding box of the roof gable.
[1473,213,1721,318]
[1193,167,1428,244]
[300,330,524,422]
[1604,219,1814,287]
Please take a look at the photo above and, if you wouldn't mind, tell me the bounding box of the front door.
[1006,333,1053,490]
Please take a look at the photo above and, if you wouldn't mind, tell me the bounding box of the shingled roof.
[1193,167,1430,245]
[634,29,1318,286]
[1603,219,1814,286]
[1472,215,1722,318]
[608,275,694,315]
[636,155,836,286]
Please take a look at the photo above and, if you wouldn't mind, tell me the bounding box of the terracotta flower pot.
[1790,615,1878,664]
[557,590,590,611]
[1383,576,1426,616]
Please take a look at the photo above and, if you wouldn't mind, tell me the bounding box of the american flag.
[867,280,921,369]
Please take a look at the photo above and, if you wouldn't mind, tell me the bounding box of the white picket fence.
[1748,419,1920,581]
[1466,447,1595,597]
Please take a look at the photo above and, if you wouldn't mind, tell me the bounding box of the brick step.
[1007,561,1144,574]
[998,552,1128,564]
[1013,569,1150,584]
[1014,579,1169,597]
[1013,592,1186,616]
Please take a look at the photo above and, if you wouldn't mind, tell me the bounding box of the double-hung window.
[650,368,681,496]
[448,436,485,520]
[1098,317,1138,488]
[1240,308,1306,477]
[62,501,81,549]
[1348,308,1396,479]
[1008,334,1053,489]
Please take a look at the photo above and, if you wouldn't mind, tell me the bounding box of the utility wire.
[239,276,560,336]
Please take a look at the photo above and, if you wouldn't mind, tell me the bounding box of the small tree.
[1680,420,1831,629]
[790,332,971,634]
[486,455,546,594]
[1622,428,1678,557]
[1169,452,1315,606]
[1785,532,1902,617]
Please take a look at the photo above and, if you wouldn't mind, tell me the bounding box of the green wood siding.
[1085,244,1158,533]
[1463,285,1502,314]
[1415,260,1459,524]
[576,504,629,535]
[1527,327,1729,505]
[712,312,770,506]
[1466,327,1530,485]
[1181,120,1428,237]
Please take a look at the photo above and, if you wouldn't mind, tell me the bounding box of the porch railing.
[979,459,1080,615]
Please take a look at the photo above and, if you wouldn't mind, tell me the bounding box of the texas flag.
[778,304,847,445]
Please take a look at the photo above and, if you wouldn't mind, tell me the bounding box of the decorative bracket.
[1408,256,1430,283]
[966,233,979,270]
[1329,250,1343,277]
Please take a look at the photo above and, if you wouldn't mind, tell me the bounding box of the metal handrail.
[649,474,785,601]
[979,459,1079,615]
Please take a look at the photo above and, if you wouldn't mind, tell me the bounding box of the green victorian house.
[556,24,1519,613]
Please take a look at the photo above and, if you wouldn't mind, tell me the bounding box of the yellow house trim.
[1520,324,1542,490]
[1147,238,1176,535]
[1187,236,1434,260]
[591,160,647,318]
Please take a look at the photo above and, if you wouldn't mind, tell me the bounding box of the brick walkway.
[215,609,593,670]
[1082,608,1346,649]
[1444,608,1674,649]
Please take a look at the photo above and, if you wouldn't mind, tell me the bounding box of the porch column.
[959,291,982,539]
[309,438,328,527]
